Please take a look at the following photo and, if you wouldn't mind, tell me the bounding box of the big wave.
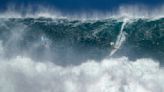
[0,5,164,92]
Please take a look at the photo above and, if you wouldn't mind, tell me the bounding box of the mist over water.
[0,5,164,19]
[0,5,164,92]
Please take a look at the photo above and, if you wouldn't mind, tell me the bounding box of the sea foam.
[0,56,164,92]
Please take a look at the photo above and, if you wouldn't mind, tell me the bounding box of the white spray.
[110,19,128,56]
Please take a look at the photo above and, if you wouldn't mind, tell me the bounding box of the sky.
[0,0,164,12]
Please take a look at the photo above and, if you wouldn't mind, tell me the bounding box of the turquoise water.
[0,18,163,65]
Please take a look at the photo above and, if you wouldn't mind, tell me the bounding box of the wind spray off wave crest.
[0,5,164,19]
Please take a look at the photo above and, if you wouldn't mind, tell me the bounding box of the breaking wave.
[0,5,164,92]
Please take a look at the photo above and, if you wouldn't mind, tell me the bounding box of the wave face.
[0,17,164,92]
[0,18,164,64]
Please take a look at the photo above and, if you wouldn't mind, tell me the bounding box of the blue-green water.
[0,18,163,65]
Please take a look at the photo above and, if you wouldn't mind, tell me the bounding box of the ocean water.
[0,11,164,92]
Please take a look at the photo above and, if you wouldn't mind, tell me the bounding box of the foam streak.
[110,19,127,56]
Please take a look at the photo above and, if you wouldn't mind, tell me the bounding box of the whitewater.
[0,5,164,92]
